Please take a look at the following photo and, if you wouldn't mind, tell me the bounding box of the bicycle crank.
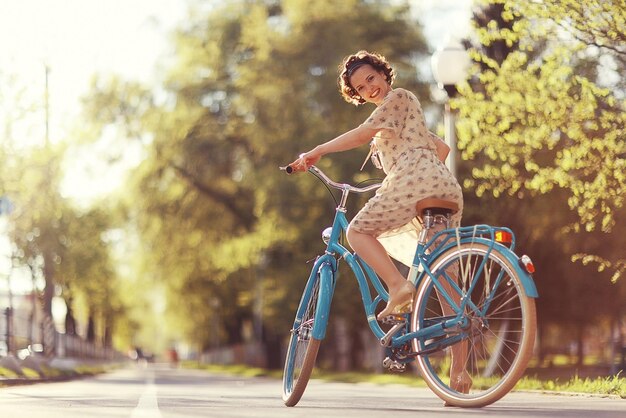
[380,320,406,347]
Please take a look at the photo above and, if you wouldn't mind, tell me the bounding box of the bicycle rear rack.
[424,224,516,254]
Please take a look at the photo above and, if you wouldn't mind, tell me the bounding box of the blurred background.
[0,0,624,379]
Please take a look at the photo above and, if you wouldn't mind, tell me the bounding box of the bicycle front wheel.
[282,270,323,407]
[412,242,536,408]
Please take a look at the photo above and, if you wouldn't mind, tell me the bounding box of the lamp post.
[431,38,471,177]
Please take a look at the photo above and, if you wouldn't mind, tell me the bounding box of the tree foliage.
[80,0,431,354]
[453,0,626,364]
[0,65,125,349]
[456,0,626,281]
[1,142,122,347]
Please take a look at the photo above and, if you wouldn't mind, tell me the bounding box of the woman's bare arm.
[291,125,379,170]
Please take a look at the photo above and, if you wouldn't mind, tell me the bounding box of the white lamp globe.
[431,38,471,90]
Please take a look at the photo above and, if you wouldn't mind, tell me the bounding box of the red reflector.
[495,230,513,244]
[520,255,535,274]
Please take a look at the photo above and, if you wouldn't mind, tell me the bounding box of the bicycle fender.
[312,261,335,340]
[430,238,539,298]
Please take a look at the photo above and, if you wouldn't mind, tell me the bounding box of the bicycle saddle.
[415,198,459,217]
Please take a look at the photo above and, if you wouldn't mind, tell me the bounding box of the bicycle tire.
[411,242,536,408]
[282,271,323,406]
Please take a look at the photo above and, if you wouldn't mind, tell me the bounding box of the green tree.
[457,0,626,365]
[4,143,124,351]
[457,0,625,241]
[1,65,131,353]
[55,206,122,347]
[81,0,432,367]
[5,146,66,322]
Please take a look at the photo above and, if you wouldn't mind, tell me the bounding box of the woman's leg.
[429,216,472,394]
[439,277,472,393]
[346,227,405,291]
[346,227,414,318]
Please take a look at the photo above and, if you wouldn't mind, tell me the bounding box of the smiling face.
[348,64,392,106]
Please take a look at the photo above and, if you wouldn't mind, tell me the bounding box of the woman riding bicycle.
[289,50,463,312]
[288,51,469,393]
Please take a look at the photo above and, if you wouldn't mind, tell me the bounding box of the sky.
[0,0,187,205]
[0,0,472,295]
[0,0,184,131]
[414,0,473,47]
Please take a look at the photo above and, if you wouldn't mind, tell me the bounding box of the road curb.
[0,374,85,387]
[0,358,123,387]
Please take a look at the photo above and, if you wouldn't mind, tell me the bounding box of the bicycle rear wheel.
[412,242,536,408]
[282,271,323,406]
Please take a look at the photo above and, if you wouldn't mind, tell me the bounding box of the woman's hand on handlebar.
[285,150,321,173]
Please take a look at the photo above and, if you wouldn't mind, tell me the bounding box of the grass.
[0,361,116,387]
[184,362,626,398]
[516,373,626,397]
[188,362,282,379]
[0,366,19,379]
[20,367,40,378]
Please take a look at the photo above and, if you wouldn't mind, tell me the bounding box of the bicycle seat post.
[417,210,434,245]
[417,210,453,245]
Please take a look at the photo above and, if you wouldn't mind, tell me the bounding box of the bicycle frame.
[299,215,378,340]
[296,166,537,352]
[284,165,539,407]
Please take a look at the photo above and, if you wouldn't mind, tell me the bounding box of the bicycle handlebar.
[280,165,381,193]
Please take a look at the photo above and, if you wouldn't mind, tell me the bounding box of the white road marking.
[130,371,162,418]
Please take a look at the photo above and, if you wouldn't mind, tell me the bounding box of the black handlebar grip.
[284,165,294,174]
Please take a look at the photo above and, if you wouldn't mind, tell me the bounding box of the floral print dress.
[349,88,464,266]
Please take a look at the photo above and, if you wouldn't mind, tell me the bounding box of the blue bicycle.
[281,166,537,408]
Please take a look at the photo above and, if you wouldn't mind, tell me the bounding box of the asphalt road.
[0,364,623,417]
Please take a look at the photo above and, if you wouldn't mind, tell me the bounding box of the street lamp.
[431,38,471,177]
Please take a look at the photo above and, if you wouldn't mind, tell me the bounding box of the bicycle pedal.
[382,357,406,373]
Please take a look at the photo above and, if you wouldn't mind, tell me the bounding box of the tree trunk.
[42,253,55,319]
[42,253,56,357]
[576,323,585,367]
[103,316,113,348]
[609,315,617,375]
[334,317,351,372]
[65,299,77,335]
[86,316,96,343]
[263,327,282,370]
[536,321,545,365]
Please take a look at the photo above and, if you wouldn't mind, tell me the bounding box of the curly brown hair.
[338,50,395,105]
